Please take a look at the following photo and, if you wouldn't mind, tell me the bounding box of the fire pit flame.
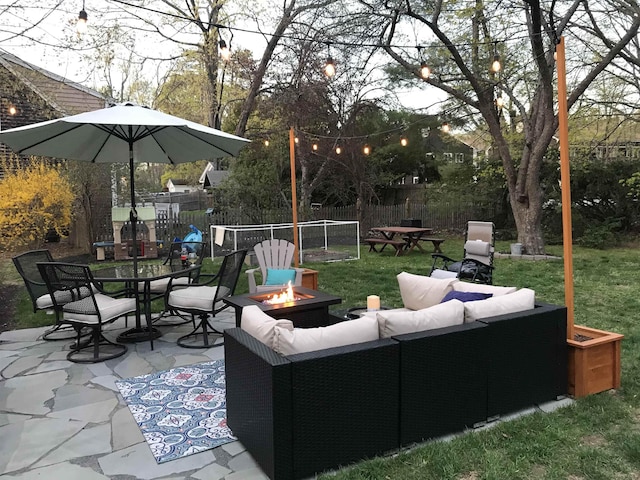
[265,282,297,305]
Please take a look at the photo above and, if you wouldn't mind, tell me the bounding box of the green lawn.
[4,240,640,479]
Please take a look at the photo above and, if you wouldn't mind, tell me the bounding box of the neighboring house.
[199,161,230,189]
[0,49,108,171]
[166,179,194,193]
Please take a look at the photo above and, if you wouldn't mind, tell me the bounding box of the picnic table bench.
[403,236,445,253]
[364,237,407,256]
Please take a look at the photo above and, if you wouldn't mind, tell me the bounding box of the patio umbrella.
[0,102,250,270]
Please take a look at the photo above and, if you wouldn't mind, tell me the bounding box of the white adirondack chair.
[246,239,305,293]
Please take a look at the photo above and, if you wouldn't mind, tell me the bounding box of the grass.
[5,239,640,479]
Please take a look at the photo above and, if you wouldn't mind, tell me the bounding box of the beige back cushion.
[377,299,464,338]
[273,316,379,355]
[463,288,536,323]
[241,305,294,349]
[452,281,517,297]
[397,272,457,310]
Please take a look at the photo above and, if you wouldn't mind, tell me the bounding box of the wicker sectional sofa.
[224,276,568,480]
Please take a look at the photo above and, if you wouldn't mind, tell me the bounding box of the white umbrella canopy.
[0,102,250,269]
[0,102,250,163]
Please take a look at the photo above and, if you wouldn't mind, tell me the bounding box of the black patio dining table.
[92,263,201,344]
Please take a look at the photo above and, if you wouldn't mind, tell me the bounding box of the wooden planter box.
[567,325,623,398]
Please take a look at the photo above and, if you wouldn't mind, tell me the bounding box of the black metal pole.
[128,127,138,274]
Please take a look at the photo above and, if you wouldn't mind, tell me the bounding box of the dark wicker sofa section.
[224,329,400,480]
[479,303,568,418]
[393,321,490,446]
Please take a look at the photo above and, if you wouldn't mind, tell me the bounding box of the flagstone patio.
[0,310,271,480]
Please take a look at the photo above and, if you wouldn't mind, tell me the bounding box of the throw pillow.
[440,291,492,303]
[265,268,297,286]
[397,271,456,310]
[452,281,517,296]
[241,305,294,349]
[464,240,491,256]
[377,299,464,338]
[273,316,379,355]
[463,288,536,323]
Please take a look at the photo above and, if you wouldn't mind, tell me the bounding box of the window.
[443,152,453,162]
[413,176,420,184]
[455,153,465,163]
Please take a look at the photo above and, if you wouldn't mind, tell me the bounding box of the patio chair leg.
[176,314,223,349]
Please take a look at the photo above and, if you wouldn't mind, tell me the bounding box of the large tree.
[359,0,640,253]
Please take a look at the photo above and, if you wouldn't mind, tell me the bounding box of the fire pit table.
[224,286,343,328]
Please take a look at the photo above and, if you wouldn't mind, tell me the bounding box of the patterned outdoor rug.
[115,359,235,463]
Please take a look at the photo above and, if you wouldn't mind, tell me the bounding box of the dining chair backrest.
[37,262,99,314]
[12,249,54,312]
[213,249,248,310]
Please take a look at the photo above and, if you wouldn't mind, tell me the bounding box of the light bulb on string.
[294,137,299,144]
[324,43,336,77]
[363,144,371,155]
[420,62,431,79]
[335,146,342,155]
[442,122,450,133]
[491,54,501,73]
[219,39,231,61]
[312,142,319,152]
[496,94,505,108]
[264,139,270,147]
[400,136,408,147]
[77,0,88,34]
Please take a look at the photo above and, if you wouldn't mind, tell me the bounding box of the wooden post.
[289,127,300,267]
[557,37,575,339]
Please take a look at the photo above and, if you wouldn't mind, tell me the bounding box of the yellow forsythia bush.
[0,157,74,251]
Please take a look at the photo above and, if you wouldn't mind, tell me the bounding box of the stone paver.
[0,311,573,480]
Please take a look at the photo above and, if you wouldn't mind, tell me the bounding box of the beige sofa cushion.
[241,305,294,349]
[452,281,517,297]
[273,316,379,355]
[377,299,464,338]
[463,288,536,323]
[397,272,456,310]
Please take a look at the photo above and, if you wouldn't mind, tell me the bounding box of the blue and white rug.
[115,359,235,463]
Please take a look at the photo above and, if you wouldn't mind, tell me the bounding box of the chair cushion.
[273,316,379,355]
[377,300,464,338]
[168,285,230,312]
[452,281,517,296]
[141,276,190,294]
[397,272,456,310]
[430,268,458,279]
[464,240,491,256]
[241,305,294,349]
[63,294,136,325]
[36,286,93,310]
[265,268,297,286]
[463,288,536,323]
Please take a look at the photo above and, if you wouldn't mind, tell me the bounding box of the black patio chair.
[38,262,135,363]
[12,249,78,341]
[166,249,247,348]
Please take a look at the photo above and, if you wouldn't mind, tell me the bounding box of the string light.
[312,142,319,151]
[496,94,504,108]
[8,105,16,115]
[442,122,450,133]
[264,139,270,147]
[335,146,342,154]
[219,39,230,61]
[363,144,371,155]
[294,136,299,144]
[491,42,501,73]
[417,46,430,79]
[77,0,88,34]
[324,43,336,77]
[400,136,408,147]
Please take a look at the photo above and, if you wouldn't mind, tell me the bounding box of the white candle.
[367,295,380,311]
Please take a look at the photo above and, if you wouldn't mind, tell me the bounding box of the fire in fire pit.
[250,283,315,306]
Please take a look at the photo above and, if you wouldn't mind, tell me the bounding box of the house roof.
[199,161,229,188]
[167,179,191,186]
[0,48,108,116]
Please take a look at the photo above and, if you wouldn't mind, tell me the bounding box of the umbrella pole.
[128,132,138,273]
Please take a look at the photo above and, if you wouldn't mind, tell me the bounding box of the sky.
[0,1,443,113]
